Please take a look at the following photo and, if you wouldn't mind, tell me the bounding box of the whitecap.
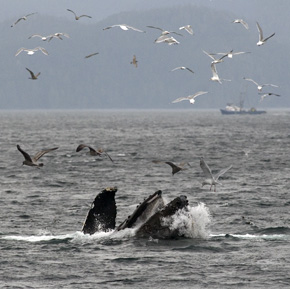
[210,233,290,241]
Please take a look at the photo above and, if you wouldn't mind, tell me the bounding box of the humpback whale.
[82,187,117,235]
[82,187,189,239]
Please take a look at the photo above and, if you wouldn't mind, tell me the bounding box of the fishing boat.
[220,103,266,115]
[220,86,266,115]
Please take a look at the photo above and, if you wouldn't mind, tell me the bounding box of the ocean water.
[0,109,290,289]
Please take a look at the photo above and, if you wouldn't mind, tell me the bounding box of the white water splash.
[162,202,212,239]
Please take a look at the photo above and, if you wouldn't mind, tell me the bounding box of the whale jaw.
[136,195,189,239]
[82,187,117,235]
[116,190,164,231]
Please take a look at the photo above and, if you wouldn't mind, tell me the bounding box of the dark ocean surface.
[0,110,290,288]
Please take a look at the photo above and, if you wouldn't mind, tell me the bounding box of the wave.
[1,232,77,243]
[0,229,147,244]
[211,232,290,241]
[2,230,289,245]
[256,226,290,235]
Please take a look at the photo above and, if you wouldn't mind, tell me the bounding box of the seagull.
[48,32,70,41]
[147,26,182,45]
[164,37,180,45]
[17,145,58,167]
[85,52,99,59]
[171,66,194,74]
[203,50,228,64]
[200,157,232,192]
[147,26,183,36]
[28,34,51,41]
[256,22,275,46]
[242,149,251,158]
[155,35,179,45]
[130,55,138,67]
[67,9,92,20]
[209,63,231,84]
[152,160,191,175]
[179,25,194,35]
[26,68,40,80]
[215,50,251,59]
[172,91,208,104]
[103,24,145,33]
[210,63,221,84]
[232,19,249,30]
[243,77,278,91]
[11,13,37,27]
[259,92,281,102]
[76,144,114,162]
[15,47,48,56]
[28,33,68,41]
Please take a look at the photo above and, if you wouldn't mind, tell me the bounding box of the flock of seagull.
[11,9,280,104]
[16,143,231,192]
[11,8,281,191]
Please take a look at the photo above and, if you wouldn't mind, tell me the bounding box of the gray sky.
[1,0,289,109]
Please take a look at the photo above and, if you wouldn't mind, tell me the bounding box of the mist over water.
[1,110,290,288]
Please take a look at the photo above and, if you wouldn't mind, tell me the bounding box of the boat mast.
[239,82,248,110]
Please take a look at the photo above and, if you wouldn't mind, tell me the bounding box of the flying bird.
[215,50,251,59]
[256,22,275,46]
[172,91,208,104]
[155,35,179,45]
[243,77,278,91]
[48,32,70,41]
[130,55,138,67]
[28,34,51,41]
[28,33,69,41]
[203,50,228,64]
[67,9,92,20]
[147,26,183,36]
[85,52,99,59]
[242,149,251,158]
[171,66,194,74]
[76,144,114,162]
[17,145,58,167]
[232,19,249,30]
[152,160,191,175]
[147,26,182,45]
[200,157,232,192]
[210,63,231,84]
[210,63,221,84]
[26,68,40,80]
[103,24,145,33]
[11,12,37,27]
[179,25,194,35]
[259,92,281,102]
[15,47,48,56]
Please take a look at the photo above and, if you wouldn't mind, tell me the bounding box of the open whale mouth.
[82,187,191,239]
[135,195,189,239]
[116,190,164,231]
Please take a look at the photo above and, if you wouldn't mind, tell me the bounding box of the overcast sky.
[1,0,289,109]
[2,0,284,22]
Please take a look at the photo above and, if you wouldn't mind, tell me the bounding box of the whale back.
[82,187,117,235]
